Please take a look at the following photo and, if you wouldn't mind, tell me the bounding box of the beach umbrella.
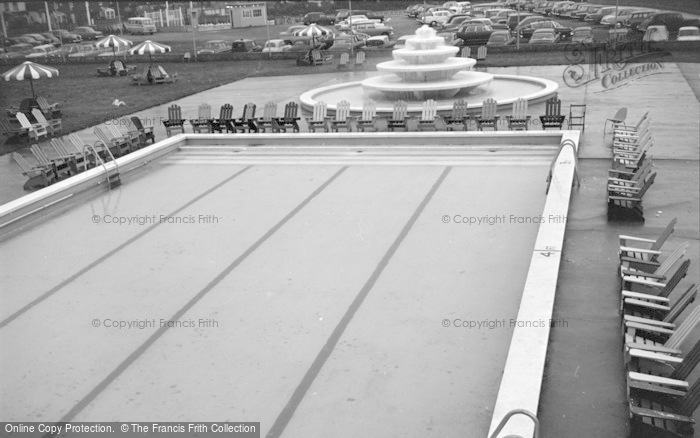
[293,23,333,46]
[128,40,171,65]
[1,61,59,100]
[95,34,133,59]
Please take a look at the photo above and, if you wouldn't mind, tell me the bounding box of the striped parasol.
[95,34,133,59]
[1,61,59,100]
[128,40,171,65]
[293,23,334,45]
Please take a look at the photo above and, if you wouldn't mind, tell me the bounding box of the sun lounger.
[623,300,699,356]
[623,284,697,327]
[31,108,62,137]
[15,112,48,143]
[12,151,57,190]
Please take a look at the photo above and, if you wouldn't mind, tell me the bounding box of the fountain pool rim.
[299,73,560,116]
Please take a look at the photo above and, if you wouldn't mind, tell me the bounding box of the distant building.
[228,2,267,27]
[0,2,27,13]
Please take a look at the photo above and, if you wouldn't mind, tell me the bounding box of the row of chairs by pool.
[606,110,654,222]
[162,95,586,136]
[618,217,700,438]
[1,97,63,144]
[11,116,155,190]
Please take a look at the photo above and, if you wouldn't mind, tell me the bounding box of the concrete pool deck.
[1,62,699,437]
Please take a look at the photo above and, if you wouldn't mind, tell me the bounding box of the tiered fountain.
[361,25,494,100]
[299,25,558,116]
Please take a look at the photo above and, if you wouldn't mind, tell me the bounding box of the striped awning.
[2,61,59,82]
[293,24,334,38]
[95,34,133,50]
[128,40,172,55]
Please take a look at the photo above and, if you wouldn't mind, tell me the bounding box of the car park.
[487,30,514,45]
[73,26,103,40]
[125,17,157,35]
[261,39,292,53]
[642,25,669,41]
[231,39,261,52]
[529,28,560,44]
[571,26,594,43]
[350,22,394,37]
[302,12,335,25]
[677,26,700,41]
[51,29,82,43]
[518,20,572,40]
[638,12,685,35]
[456,23,495,45]
[197,40,231,55]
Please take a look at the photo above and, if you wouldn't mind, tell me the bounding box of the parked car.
[642,25,668,41]
[519,20,572,40]
[423,10,452,26]
[638,12,685,34]
[24,44,60,60]
[335,16,380,31]
[51,29,82,43]
[529,28,560,43]
[487,30,514,45]
[449,2,473,14]
[197,40,231,55]
[363,35,396,49]
[327,35,366,51]
[532,1,553,15]
[394,35,411,49]
[438,13,471,29]
[0,43,33,60]
[40,33,62,47]
[512,15,549,31]
[302,12,335,25]
[350,22,394,37]
[550,1,575,17]
[124,17,157,35]
[600,8,637,26]
[231,39,261,52]
[456,23,495,45]
[677,26,700,41]
[571,26,594,44]
[570,5,603,21]
[73,26,102,40]
[338,9,384,22]
[584,6,616,23]
[625,10,655,31]
[22,33,51,45]
[68,44,108,58]
[561,3,590,19]
[261,39,292,53]
[8,35,42,46]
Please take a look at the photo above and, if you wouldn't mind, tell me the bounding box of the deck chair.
[506,98,530,131]
[607,172,656,222]
[12,152,57,190]
[608,159,654,190]
[624,303,700,356]
[461,46,471,58]
[476,45,487,62]
[15,112,48,143]
[476,98,499,131]
[621,241,688,279]
[50,137,84,173]
[568,104,586,131]
[353,51,366,70]
[355,100,379,132]
[614,111,650,137]
[337,52,350,70]
[623,284,698,327]
[209,104,234,133]
[310,49,333,66]
[305,101,329,133]
[330,100,352,132]
[621,258,689,297]
[539,96,566,130]
[190,103,212,134]
[31,108,62,137]
[112,60,132,76]
[0,119,28,141]
[388,101,409,132]
[30,144,72,178]
[153,65,177,84]
[417,99,439,131]
[130,116,156,145]
[603,107,627,141]
[272,102,300,133]
[443,99,469,131]
[106,123,140,152]
[619,218,677,267]
[628,375,700,438]
[163,104,186,137]
[627,339,700,384]
[94,126,128,158]
[230,102,258,133]
[36,96,61,119]
[257,102,278,133]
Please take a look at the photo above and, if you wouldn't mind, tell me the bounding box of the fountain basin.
[392,46,459,65]
[376,57,477,82]
[362,71,494,100]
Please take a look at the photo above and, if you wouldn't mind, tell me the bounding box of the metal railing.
[489,409,540,438]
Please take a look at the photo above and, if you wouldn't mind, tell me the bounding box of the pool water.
[1,146,554,437]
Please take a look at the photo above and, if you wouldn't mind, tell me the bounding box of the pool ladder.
[83,141,121,189]
[546,138,579,194]
[489,409,540,438]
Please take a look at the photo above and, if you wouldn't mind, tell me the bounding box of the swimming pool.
[0,132,579,437]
